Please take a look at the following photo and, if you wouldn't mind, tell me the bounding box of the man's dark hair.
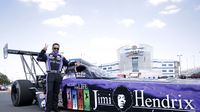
[52,43,60,47]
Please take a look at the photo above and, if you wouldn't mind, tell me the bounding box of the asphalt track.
[0,91,72,112]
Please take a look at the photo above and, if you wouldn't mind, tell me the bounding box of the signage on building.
[125,46,144,58]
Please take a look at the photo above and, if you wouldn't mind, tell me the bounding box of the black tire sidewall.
[11,80,34,106]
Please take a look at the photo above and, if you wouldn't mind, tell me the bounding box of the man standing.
[37,43,69,112]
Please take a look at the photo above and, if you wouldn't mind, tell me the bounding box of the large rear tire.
[11,80,34,106]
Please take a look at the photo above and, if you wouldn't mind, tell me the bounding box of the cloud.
[148,0,168,6]
[19,0,66,11]
[160,5,181,15]
[57,31,67,37]
[148,0,182,6]
[117,19,135,27]
[146,19,166,29]
[42,15,84,27]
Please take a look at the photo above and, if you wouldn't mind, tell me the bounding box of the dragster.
[3,44,112,110]
[3,44,200,112]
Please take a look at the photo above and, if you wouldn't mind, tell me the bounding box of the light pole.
[177,54,183,77]
[193,55,196,69]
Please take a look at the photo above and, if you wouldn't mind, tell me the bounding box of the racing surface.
[0,91,43,112]
[0,91,72,112]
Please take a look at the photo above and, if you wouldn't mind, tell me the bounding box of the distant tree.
[0,72,11,85]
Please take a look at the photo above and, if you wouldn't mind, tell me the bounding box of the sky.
[0,0,200,81]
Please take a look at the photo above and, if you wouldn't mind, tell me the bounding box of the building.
[99,59,179,78]
[117,44,153,73]
[98,61,120,77]
[152,59,179,78]
[98,44,179,79]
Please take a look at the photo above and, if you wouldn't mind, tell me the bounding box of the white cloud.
[146,19,166,29]
[57,31,67,37]
[148,0,168,6]
[42,15,84,27]
[19,0,66,11]
[148,0,182,6]
[117,19,135,27]
[160,5,181,15]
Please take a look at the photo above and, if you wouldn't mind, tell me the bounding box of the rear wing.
[3,43,38,59]
[3,43,45,82]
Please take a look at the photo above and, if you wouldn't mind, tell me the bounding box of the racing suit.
[37,49,69,112]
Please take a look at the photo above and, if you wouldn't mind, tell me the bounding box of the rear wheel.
[11,80,34,106]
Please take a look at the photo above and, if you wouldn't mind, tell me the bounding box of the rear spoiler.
[3,43,39,59]
[3,43,44,82]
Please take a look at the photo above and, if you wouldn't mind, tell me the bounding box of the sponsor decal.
[132,90,194,110]
[77,89,84,110]
[72,89,78,110]
[66,88,72,109]
[66,84,195,112]
[112,86,133,112]
[83,89,91,111]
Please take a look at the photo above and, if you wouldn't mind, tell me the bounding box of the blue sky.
[0,0,200,80]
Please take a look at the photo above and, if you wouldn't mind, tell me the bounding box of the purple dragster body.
[62,64,200,112]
